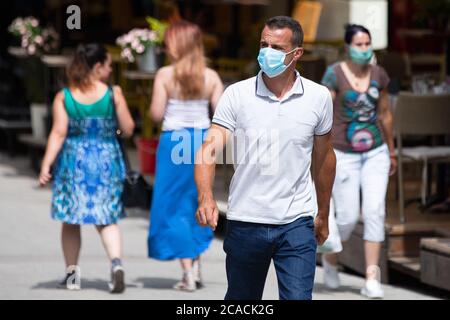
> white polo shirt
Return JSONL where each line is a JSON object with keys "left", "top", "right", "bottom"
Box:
{"left": 212, "top": 70, "right": 333, "bottom": 224}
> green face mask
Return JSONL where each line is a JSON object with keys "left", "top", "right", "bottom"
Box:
{"left": 349, "top": 46, "right": 373, "bottom": 65}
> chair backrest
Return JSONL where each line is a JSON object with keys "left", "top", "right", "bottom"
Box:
{"left": 406, "top": 53, "right": 447, "bottom": 82}
{"left": 394, "top": 92, "right": 450, "bottom": 136}
{"left": 291, "top": 1, "right": 322, "bottom": 43}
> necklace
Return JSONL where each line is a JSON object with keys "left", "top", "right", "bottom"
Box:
{"left": 342, "top": 62, "right": 370, "bottom": 91}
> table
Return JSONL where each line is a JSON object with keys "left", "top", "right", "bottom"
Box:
{"left": 123, "top": 70, "right": 156, "bottom": 81}
{"left": 41, "top": 55, "right": 71, "bottom": 136}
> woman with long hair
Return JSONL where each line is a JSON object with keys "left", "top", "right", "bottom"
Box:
{"left": 320, "top": 25, "right": 396, "bottom": 298}
{"left": 39, "top": 43, "right": 135, "bottom": 293}
{"left": 147, "top": 20, "right": 224, "bottom": 292}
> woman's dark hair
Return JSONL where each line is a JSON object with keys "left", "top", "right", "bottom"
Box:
{"left": 67, "top": 43, "right": 108, "bottom": 91}
{"left": 344, "top": 24, "right": 371, "bottom": 45}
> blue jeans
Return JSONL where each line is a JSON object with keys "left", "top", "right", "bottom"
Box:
{"left": 223, "top": 216, "right": 317, "bottom": 300}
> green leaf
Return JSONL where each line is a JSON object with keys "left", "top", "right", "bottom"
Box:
{"left": 145, "top": 16, "right": 168, "bottom": 44}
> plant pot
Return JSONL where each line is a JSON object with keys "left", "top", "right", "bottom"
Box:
{"left": 136, "top": 45, "right": 159, "bottom": 73}
{"left": 30, "top": 103, "right": 48, "bottom": 139}
{"left": 136, "top": 137, "right": 159, "bottom": 175}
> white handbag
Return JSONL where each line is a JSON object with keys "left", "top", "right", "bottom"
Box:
{"left": 317, "top": 198, "right": 343, "bottom": 253}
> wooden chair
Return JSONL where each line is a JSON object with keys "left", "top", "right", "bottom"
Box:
{"left": 397, "top": 29, "right": 447, "bottom": 82}
{"left": 405, "top": 53, "right": 447, "bottom": 83}
{"left": 394, "top": 92, "right": 450, "bottom": 223}
{"left": 291, "top": 0, "right": 323, "bottom": 44}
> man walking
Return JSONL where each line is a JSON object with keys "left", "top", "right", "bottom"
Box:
{"left": 194, "top": 16, "right": 336, "bottom": 300}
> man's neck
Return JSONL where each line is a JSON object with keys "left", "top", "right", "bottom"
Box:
{"left": 262, "top": 68, "right": 297, "bottom": 100}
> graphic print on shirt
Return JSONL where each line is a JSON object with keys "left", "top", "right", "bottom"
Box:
{"left": 342, "top": 80, "right": 383, "bottom": 152}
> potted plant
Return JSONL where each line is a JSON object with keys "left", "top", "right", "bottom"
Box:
{"left": 8, "top": 16, "right": 59, "bottom": 139}
{"left": 8, "top": 17, "right": 59, "bottom": 56}
{"left": 116, "top": 17, "right": 167, "bottom": 73}
{"left": 135, "top": 84, "right": 160, "bottom": 176}
{"left": 136, "top": 129, "right": 159, "bottom": 176}
{"left": 116, "top": 17, "right": 166, "bottom": 174}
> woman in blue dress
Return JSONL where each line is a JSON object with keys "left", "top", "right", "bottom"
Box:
{"left": 39, "top": 43, "right": 135, "bottom": 293}
{"left": 148, "top": 21, "right": 224, "bottom": 291}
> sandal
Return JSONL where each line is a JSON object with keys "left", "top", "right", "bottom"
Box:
{"left": 173, "top": 270, "right": 196, "bottom": 292}
{"left": 193, "top": 259, "right": 204, "bottom": 289}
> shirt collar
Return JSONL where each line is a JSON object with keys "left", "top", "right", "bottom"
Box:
{"left": 255, "top": 70, "right": 304, "bottom": 101}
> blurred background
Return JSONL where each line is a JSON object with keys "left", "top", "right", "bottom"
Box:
{"left": 0, "top": 0, "right": 449, "bottom": 298}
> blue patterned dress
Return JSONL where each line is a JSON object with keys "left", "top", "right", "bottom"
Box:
{"left": 51, "top": 88, "right": 126, "bottom": 225}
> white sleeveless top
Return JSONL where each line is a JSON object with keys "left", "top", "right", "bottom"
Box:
{"left": 162, "top": 98, "right": 211, "bottom": 131}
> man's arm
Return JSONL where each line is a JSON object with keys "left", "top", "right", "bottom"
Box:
{"left": 312, "top": 132, "right": 336, "bottom": 245}
{"left": 195, "top": 124, "right": 231, "bottom": 230}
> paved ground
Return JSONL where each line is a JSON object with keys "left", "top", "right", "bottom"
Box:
{"left": 0, "top": 152, "right": 440, "bottom": 300}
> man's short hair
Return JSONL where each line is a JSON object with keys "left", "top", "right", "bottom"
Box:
{"left": 265, "top": 16, "right": 304, "bottom": 47}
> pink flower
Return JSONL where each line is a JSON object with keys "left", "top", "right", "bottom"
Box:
{"left": 35, "top": 35, "right": 43, "bottom": 45}
{"left": 136, "top": 45, "right": 145, "bottom": 54}
{"left": 27, "top": 44, "right": 36, "bottom": 55}
{"left": 30, "top": 18, "right": 39, "bottom": 27}
{"left": 18, "top": 25, "right": 26, "bottom": 35}
{"left": 123, "top": 34, "right": 133, "bottom": 44}
{"left": 131, "top": 39, "right": 140, "bottom": 49}
{"left": 121, "top": 48, "right": 135, "bottom": 62}
{"left": 116, "top": 37, "right": 125, "bottom": 46}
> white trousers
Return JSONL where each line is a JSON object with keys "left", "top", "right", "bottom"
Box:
{"left": 318, "top": 144, "right": 390, "bottom": 253}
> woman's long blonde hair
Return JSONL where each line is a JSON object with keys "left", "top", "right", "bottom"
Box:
{"left": 164, "top": 20, "right": 206, "bottom": 99}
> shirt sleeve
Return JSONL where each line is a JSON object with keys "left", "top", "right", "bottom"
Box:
{"left": 321, "top": 65, "right": 338, "bottom": 91}
{"left": 211, "top": 86, "right": 237, "bottom": 132}
{"left": 314, "top": 89, "right": 333, "bottom": 136}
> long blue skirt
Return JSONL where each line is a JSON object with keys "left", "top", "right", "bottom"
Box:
{"left": 148, "top": 128, "right": 213, "bottom": 260}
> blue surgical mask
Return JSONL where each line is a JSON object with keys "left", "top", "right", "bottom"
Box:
{"left": 257, "top": 47, "right": 297, "bottom": 78}
{"left": 349, "top": 46, "right": 373, "bottom": 65}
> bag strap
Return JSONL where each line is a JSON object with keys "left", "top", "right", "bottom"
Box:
{"left": 109, "top": 86, "right": 132, "bottom": 172}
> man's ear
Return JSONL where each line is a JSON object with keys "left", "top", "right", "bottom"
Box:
{"left": 294, "top": 47, "right": 304, "bottom": 61}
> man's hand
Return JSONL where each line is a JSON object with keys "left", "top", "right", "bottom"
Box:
{"left": 196, "top": 193, "right": 219, "bottom": 231}
{"left": 194, "top": 124, "right": 230, "bottom": 231}
{"left": 314, "top": 215, "right": 329, "bottom": 246}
